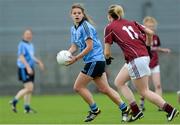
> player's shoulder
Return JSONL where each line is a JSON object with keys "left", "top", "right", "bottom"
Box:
{"left": 81, "top": 20, "right": 96, "bottom": 34}
{"left": 131, "top": 20, "right": 144, "bottom": 27}
{"left": 18, "top": 40, "right": 25, "bottom": 46}
{"left": 153, "top": 34, "right": 159, "bottom": 38}
{"left": 70, "top": 26, "right": 75, "bottom": 31}
{"left": 153, "top": 34, "right": 160, "bottom": 41}
{"left": 17, "top": 41, "right": 26, "bottom": 50}
{"left": 104, "top": 22, "right": 114, "bottom": 31}
{"left": 82, "top": 20, "right": 94, "bottom": 30}
{"left": 153, "top": 34, "right": 160, "bottom": 39}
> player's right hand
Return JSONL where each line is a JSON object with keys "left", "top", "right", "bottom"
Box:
{"left": 26, "top": 66, "right": 33, "bottom": 75}
{"left": 106, "top": 57, "right": 114, "bottom": 65}
{"left": 65, "top": 56, "right": 77, "bottom": 66}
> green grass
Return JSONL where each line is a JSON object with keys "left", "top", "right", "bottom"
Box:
{"left": 0, "top": 93, "right": 179, "bottom": 124}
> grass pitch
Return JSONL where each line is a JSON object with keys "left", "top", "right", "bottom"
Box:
{"left": 0, "top": 93, "right": 179, "bottom": 124}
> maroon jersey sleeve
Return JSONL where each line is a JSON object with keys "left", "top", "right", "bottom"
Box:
{"left": 104, "top": 25, "right": 113, "bottom": 45}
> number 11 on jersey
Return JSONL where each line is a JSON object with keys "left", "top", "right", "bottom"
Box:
{"left": 122, "top": 26, "right": 138, "bottom": 40}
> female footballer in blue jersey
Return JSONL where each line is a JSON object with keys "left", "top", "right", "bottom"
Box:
{"left": 66, "top": 3, "right": 130, "bottom": 122}
{"left": 10, "top": 29, "right": 44, "bottom": 113}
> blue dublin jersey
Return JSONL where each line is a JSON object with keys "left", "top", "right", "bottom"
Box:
{"left": 71, "top": 20, "right": 105, "bottom": 63}
{"left": 17, "top": 40, "right": 35, "bottom": 68}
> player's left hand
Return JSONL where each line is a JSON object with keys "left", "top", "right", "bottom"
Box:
{"left": 163, "top": 48, "right": 171, "bottom": 53}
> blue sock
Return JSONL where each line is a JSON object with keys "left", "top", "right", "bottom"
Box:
{"left": 90, "top": 103, "right": 98, "bottom": 112}
{"left": 12, "top": 98, "right": 18, "bottom": 105}
{"left": 24, "top": 104, "right": 30, "bottom": 111}
{"left": 119, "top": 102, "right": 127, "bottom": 112}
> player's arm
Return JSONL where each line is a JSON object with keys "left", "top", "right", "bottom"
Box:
{"left": 68, "top": 43, "right": 78, "bottom": 54}
{"left": 67, "top": 38, "right": 93, "bottom": 66}
{"left": 135, "top": 21, "right": 153, "bottom": 46}
{"left": 144, "top": 27, "right": 154, "bottom": 46}
{"left": 104, "top": 43, "right": 111, "bottom": 58}
{"left": 104, "top": 43, "right": 114, "bottom": 65}
{"left": 75, "top": 38, "right": 93, "bottom": 60}
{"left": 152, "top": 47, "right": 171, "bottom": 53}
{"left": 33, "top": 56, "right": 45, "bottom": 71}
{"left": 19, "top": 54, "right": 33, "bottom": 74}
{"left": 143, "top": 27, "right": 154, "bottom": 58}
{"left": 104, "top": 25, "right": 114, "bottom": 65}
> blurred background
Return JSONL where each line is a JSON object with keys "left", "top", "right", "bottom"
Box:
{"left": 0, "top": 0, "right": 179, "bottom": 95}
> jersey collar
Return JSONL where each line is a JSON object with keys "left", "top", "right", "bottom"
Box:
{"left": 74, "top": 18, "right": 85, "bottom": 29}
{"left": 22, "top": 39, "right": 30, "bottom": 43}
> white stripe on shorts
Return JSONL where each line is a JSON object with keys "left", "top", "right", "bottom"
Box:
{"left": 87, "top": 62, "right": 96, "bottom": 76}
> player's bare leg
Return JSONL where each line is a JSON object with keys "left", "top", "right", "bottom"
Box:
{"left": 133, "top": 76, "right": 179, "bottom": 121}
{"left": 114, "top": 65, "right": 135, "bottom": 104}
{"left": 73, "top": 72, "right": 100, "bottom": 122}
{"left": 151, "top": 72, "right": 162, "bottom": 96}
{"left": 114, "top": 65, "right": 143, "bottom": 122}
{"left": 10, "top": 82, "right": 33, "bottom": 113}
{"left": 94, "top": 73, "right": 129, "bottom": 122}
{"left": 151, "top": 72, "right": 163, "bottom": 111}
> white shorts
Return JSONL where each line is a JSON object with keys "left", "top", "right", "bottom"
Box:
{"left": 151, "top": 65, "right": 160, "bottom": 74}
{"left": 126, "top": 56, "right": 151, "bottom": 80}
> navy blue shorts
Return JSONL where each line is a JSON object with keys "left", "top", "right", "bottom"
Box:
{"left": 81, "top": 61, "right": 105, "bottom": 78}
{"left": 18, "top": 68, "right": 35, "bottom": 83}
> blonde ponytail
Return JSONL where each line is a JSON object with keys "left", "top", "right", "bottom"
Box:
{"left": 108, "top": 4, "right": 124, "bottom": 20}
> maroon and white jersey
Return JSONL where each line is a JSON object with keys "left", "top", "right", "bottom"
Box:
{"left": 104, "top": 19, "right": 149, "bottom": 63}
{"left": 149, "top": 35, "right": 161, "bottom": 68}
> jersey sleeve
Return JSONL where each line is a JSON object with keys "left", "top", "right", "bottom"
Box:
{"left": 18, "top": 43, "right": 25, "bottom": 56}
{"left": 104, "top": 25, "right": 113, "bottom": 44}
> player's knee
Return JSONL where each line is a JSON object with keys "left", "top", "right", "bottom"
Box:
{"left": 114, "top": 79, "right": 121, "bottom": 88}
{"left": 98, "top": 87, "right": 109, "bottom": 94}
{"left": 73, "top": 85, "right": 81, "bottom": 93}
{"left": 114, "top": 81, "right": 118, "bottom": 88}
{"left": 24, "top": 82, "right": 34, "bottom": 93}
{"left": 114, "top": 81, "right": 125, "bottom": 89}
{"left": 26, "top": 87, "right": 33, "bottom": 93}
{"left": 139, "top": 90, "right": 147, "bottom": 97}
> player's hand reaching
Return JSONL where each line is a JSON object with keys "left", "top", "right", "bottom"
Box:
{"left": 38, "top": 61, "right": 45, "bottom": 71}
{"left": 162, "top": 48, "right": 171, "bottom": 53}
{"left": 106, "top": 57, "right": 114, "bottom": 65}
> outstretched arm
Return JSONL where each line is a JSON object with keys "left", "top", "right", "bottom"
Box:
{"left": 33, "top": 56, "right": 45, "bottom": 71}
{"left": 152, "top": 47, "right": 171, "bottom": 53}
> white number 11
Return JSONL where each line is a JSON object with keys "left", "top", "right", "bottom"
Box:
{"left": 122, "top": 26, "right": 138, "bottom": 40}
